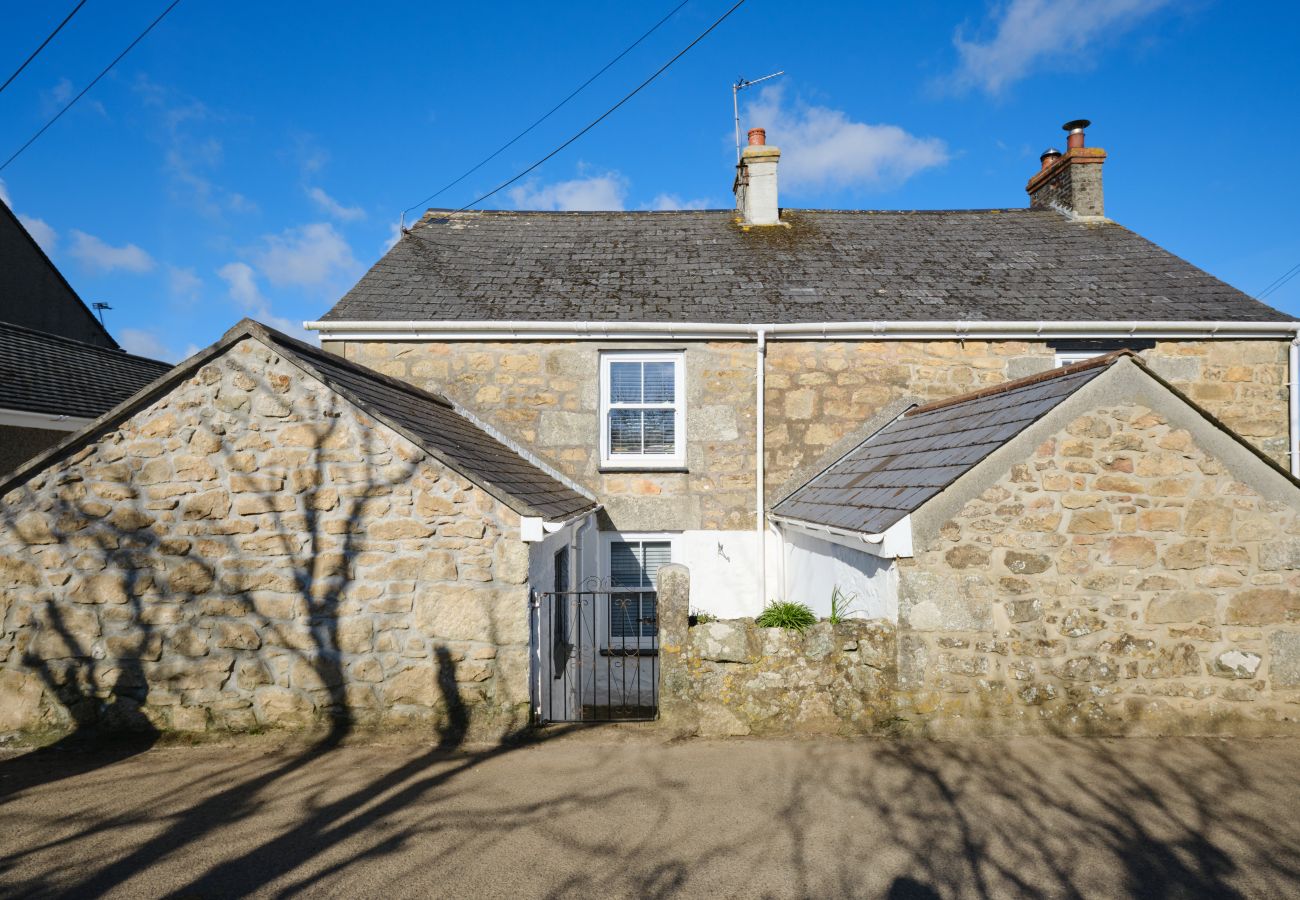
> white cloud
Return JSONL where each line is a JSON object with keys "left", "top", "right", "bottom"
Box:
{"left": 18, "top": 216, "right": 57, "bottom": 253}
{"left": 646, "top": 194, "right": 712, "bottom": 211}
{"left": 68, "top": 230, "right": 156, "bottom": 273}
{"left": 119, "top": 328, "right": 184, "bottom": 363}
{"left": 254, "top": 222, "right": 358, "bottom": 288}
{"left": 384, "top": 220, "right": 403, "bottom": 252}
{"left": 742, "top": 86, "right": 948, "bottom": 192}
{"left": 307, "top": 186, "right": 365, "bottom": 221}
{"left": 948, "top": 0, "right": 1172, "bottom": 95}
{"left": 509, "top": 171, "right": 628, "bottom": 211}
{"left": 167, "top": 265, "right": 202, "bottom": 301}
{"left": 217, "top": 261, "right": 309, "bottom": 339}
{"left": 3, "top": 179, "right": 58, "bottom": 252}
{"left": 136, "top": 77, "right": 252, "bottom": 217}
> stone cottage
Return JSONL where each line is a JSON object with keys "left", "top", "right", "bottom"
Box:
{"left": 0, "top": 320, "right": 596, "bottom": 736}
{"left": 770, "top": 351, "right": 1300, "bottom": 734}
{"left": 4, "top": 118, "right": 1300, "bottom": 738}
{"left": 306, "top": 120, "right": 1299, "bottom": 623}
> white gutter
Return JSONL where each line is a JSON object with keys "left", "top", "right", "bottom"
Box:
{"left": 770, "top": 513, "right": 914, "bottom": 559}
{"left": 0, "top": 408, "right": 92, "bottom": 432}
{"left": 755, "top": 327, "right": 768, "bottom": 609}
{"left": 306, "top": 319, "right": 1300, "bottom": 341}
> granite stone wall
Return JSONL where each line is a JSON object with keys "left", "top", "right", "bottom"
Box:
{"left": 897, "top": 400, "right": 1300, "bottom": 736}
{"left": 0, "top": 337, "right": 532, "bottom": 739}
{"left": 655, "top": 565, "right": 896, "bottom": 737}
{"left": 333, "top": 339, "right": 1289, "bottom": 529}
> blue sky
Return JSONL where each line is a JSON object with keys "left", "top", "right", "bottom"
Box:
{"left": 1, "top": 0, "right": 1298, "bottom": 361}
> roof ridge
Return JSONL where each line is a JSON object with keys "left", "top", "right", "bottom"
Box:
{"left": 905, "top": 350, "right": 1137, "bottom": 417}
{"left": 0, "top": 319, "right": 170, "bottom": 368}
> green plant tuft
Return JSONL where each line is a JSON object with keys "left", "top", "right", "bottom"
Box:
{"left": 756, "top": 600, "right": 816, "bottom": 632}
{"left": 827, "top": 585, "right": 860, "bottom": 625}
{"left": 689, "top": 609, "right": 716, "bottom": 626}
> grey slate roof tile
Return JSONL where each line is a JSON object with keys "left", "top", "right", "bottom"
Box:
{"left": 0, "top": 322, "right": 172, "bottom": 419}
{"left": 321, "top": 208, "right": 1291, "bottom": 324}
{"left": 771, "top": 357, "right": 1115, "bottom": 535}
{"left": 260, "top": 327, "right": 597, "bottom": 522}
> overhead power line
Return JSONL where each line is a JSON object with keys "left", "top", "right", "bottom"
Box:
{"left": 415, "top": 0, "right": 750, "bottom": 218}
{"left": 0, "top": 0, "right": 184, "bottom": 175}
{"left": 0, "top": 0, "right": 90, "bottom": 97}
{"left": 1257, "top": 261, "right": 1300, "bottom": 301}
{"left": 404, "top": 0, "right": 693, "bottom": 216}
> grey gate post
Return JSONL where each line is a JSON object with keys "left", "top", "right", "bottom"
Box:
{"left": 655, "top": 564, "right": 697, "bottom": 735}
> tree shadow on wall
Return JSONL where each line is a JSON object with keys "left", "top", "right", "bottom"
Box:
{"left": 0, "top": 349, "right": 571, "bottom": 894}
{"left": 0, "top": 355, "right": 416, "bottom": 789}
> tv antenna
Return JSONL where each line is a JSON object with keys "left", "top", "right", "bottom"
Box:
{"left": 92, "top": 302, "right": 112, "bottom": 326}
{"left": 732, "top": 71, "right": 784, "bottom": 161}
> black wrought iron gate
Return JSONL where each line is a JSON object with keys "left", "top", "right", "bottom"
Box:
{"left": 534, "top": 587, "right": 659, "bottom": 723}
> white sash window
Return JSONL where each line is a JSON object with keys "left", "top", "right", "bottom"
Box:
{"left": 600, "top": 352, "right": 685, "bottom": 469}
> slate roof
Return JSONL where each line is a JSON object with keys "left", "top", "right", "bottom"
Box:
{"left": 0, "top": 319, "right": 597, "bottom": 521}
{"left": 261, "top": 325, "right": 597, "bottom": 520}
{"left": 322, "top": 208, "right": 1292, "bottom": 324}
{"left": 0, "top": 321, "right": 172, "bottom": 419}
{"left": 770, "top": 354, "right": 1121, "bottom": 535}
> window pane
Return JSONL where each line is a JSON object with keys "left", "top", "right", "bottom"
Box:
{"left": 641, "top": 541, "right": 671, "bottom": 586}
{"left": 609, "top": 361, "right": 642, "bottom": 403}
{"left": 639, "top": 592, "right": 657, "bottom": 637}
{"left": 641, "top": 409, "right": 675, "bottom": 455}
{"left": 608, "top": 409, "right": 643, "bottom": 455}
{"left": 643, "top": 361, "right": 675, "bottom": 403}
{"left": 609, "top": 541, "right": 644, "bottom": 588}
{"left": 610, "top": 593, "right": 641, "bottom": 638}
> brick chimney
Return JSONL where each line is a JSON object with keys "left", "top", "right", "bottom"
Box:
{"left": 1026, "top": 119, "right": 1107, "bottom": 219}
{"left": 734, "top": 127, "right": 781, "bottom": 225}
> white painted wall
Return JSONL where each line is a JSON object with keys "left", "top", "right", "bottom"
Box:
{"left": 778, "top": 527, "right": 897, "bottom": 621}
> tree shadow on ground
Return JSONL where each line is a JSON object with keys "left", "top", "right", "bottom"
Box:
{"left": 4, "top": 734, "right": 1299, "bottom": 898}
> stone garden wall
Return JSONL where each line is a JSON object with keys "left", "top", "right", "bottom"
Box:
{"left": 897, "top": 399, "right": 1300, "bottom": 736}
{"left": 656, "top": 565, "right": 897, "bottom": 737}
{"left": 0, "top": 336, "right": 532, "bottom": 739}
{"left": 331, "top": 339, "right": 1290, "bottom": 530}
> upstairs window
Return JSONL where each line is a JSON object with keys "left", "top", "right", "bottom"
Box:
{"left": 600, "top": 352, "right": 685, "bottom": 469}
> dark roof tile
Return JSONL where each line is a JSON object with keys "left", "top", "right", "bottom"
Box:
{"left": 323, "top": 208, "right": 1290, "bottom": 325}
{"left": 0, "top": 322, "right": 171, "bottom": 419}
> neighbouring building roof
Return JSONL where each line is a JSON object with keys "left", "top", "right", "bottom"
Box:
{"left": 0, "top": 319, "right": 596, "bottom": 522}
{"left": 0, "top": 201, "right": 120, "bottom": 348}
{"left": 770, "top": 353, "right": 1130, "bottom": 535}
{"left": 321, "top": 208, "right": 1292, "bottom": 324}
{"left": 0, "top": 321, "right": 173, "bottom": 420}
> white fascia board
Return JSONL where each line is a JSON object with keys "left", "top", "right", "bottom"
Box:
{"left": 0, "top": 408, "right": 92, "bottom": 432}
{"left": 521, "top": 508, "right": 600, "bottom": 543}
{"left": 306, "top": 319, "right": 1300, "bottom": 342}
{"left": 770, "top": 513, "right": 913, "bottom": 559}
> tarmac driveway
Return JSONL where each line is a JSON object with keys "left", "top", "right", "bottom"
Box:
{"left": 2, "top": 732, "right": 1299, "bottom": 898}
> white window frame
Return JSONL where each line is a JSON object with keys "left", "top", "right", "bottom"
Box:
{"left": 599, "top": 351, "right": 686, "bottom": 470}
{"left": 598, "top": 531, "right": 675, "bottom": 650}
{"left": 1054, "top": 349, "right": 1102, "bottom": 368}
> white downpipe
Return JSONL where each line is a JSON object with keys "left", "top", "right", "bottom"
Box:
{"left": 756, "top": 326, "right": 768, "bottom": 610}
{"left": 1290, "top": 334, "right": 1300, "bottom": 477}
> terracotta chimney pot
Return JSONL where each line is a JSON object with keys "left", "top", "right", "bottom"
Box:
{"left": 747, "top": 127, "right": 766, "bottom": 146}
